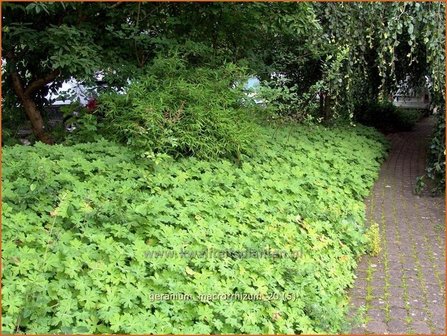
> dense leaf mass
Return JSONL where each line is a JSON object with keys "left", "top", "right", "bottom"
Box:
{"left": 2, "top": 124, "right": 387, "bottom": 334}
{"left": 93, "top": 57, "right": 259, "bottom": 159}
{"left": 2, "top": 2, "right": 444, "bottom": 190}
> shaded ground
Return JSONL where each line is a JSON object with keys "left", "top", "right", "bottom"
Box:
{"left": 348, "top": 117, "right": 446, "bottom": 334}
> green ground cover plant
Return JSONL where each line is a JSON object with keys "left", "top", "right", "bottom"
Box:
{"left": 2, "top": 123, "right": 387, "bottom": 334}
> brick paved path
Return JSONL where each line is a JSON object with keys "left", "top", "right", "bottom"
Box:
{"left": 349, "top": 117, "right": 446, "bottom": 334}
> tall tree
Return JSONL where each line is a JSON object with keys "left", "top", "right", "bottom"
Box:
{"left": 2, "top": 2, "right": 156, "bottom": 143}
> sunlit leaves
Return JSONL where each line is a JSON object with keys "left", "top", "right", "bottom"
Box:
{"left": 2, "top": 123, "right": 386, "bottom": 333}
{"left": 92, "top": 55, "right": 260, "bottom": 160}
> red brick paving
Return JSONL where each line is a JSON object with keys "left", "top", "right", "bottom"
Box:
{"left": 349, "top": 117, "right": 446, "bottom": 334}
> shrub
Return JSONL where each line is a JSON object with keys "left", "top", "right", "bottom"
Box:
{"left": 354, "top": 101, "right": 423, "bottom": 132}
{"left": 426, "top": 106, "right": 445, "bottom": 194}
{"left": 392, "top": 108, "right": 424, "bottom": 131}
{"left": 256, "top": 76, "right": 325, "bottom": 124}
{"left": 72, "top": 56, "right": 260, "bottom": 159}
{"left": 2, "top": 123, "right": 387, "bottom": 334}
{"left": 257, "top": 79, "right": 308, "bottom": 121}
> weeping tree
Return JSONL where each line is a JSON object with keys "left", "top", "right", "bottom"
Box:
{"left": 317, "top": 2, "right": 444, "bottom": 110}
{"left": 316, "top": 2, "right": 445, "bottom": 190}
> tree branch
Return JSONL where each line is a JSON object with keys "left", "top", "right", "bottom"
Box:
{"left": 110, "top": 2, "right": 123, "bottom": 9}
{"left": 24, "top": 69, "right": 61, "bottom": 96}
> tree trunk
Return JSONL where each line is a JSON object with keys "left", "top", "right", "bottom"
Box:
{"left": 21, "top": 96, "right": 54, "bottom": 144}
{"left": 319, "top": 90, "right": 333, "bottom": 122}
{"left": 10, "top": 70, "right": 60, "bottom": 144}
{"left": 319, "top": 90, "right": 325, "bottom": 117}
{"left": 324, "top": 93, "right": 332, "bottom": 121}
